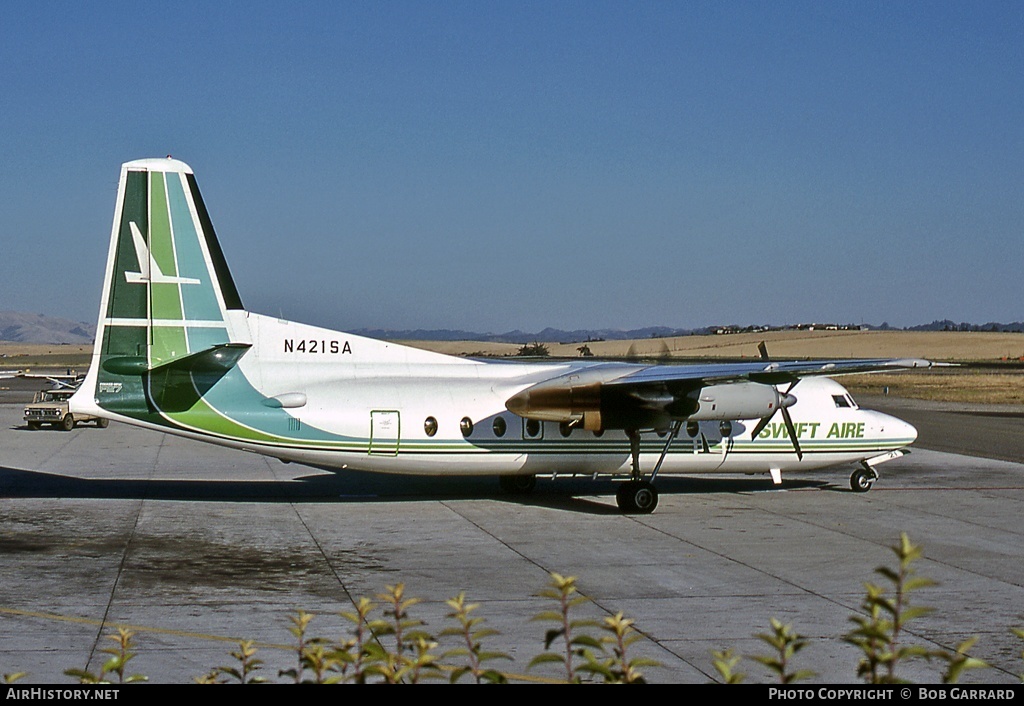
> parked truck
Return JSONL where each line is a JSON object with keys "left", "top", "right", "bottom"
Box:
{"left": 24, "top": 388, "right": 108, "bottom": 430}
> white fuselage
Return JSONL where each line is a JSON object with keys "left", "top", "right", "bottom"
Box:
{"left": 76, "top": 311, "right": 917, "bottom": 480}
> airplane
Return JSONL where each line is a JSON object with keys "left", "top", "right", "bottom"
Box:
{"left": 0, "top": 370, "right": 84, "bottom": 388}
{"left": 69, "top": 157, "right": 930, "bottom": 514}
{"left": 17, "top": 371, "right": 86, "bottom": 390}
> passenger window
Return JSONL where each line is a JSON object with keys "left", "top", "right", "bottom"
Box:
{"left": 460, "top": 417, "right": 474, "bottom": 437}
{"left": 559, "top": 421, "right": 574, "bottom": 437}
{"left": 524, "top": 418, "right": 542, "bottom": 439}
{"left": 492, "top": 416, "right": 507, "bottom": 437}
{"left": 424, "top": 416, "right": 438, "bottom": 437}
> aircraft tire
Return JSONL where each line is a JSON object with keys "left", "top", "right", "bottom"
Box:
{"left": 96, "top": 418, "right": 109, "bottom": 429}
{"left": 60, "top": 414, "right": 75, "bottom": 431}
{"left": 499, "top": 474, "right": 536, "bottom": 494}
{"left": 850, "top": 468, "right": 874, "bottom": 493}
{"left": 616, "top": 481, "right": 658, "bottom": 514}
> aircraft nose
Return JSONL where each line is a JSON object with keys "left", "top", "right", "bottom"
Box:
{"left": 903, "top": 418, "right": 918, "bottom": 444}
{"left": 884, "top": 413, "right": 917, "bottom": 444}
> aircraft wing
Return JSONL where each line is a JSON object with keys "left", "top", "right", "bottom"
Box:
{"left": 506, "top": 357, "right": 934, "bottom": 430}
{"left": 16, "top": 372, "right": 86, "bottom": 389}
{"left": 607, "top": 357, "right": 934, "bottom": 388}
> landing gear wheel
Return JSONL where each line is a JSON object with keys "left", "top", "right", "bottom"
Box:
{"left": 851, "top": 468, "right": 875, "bottom": 493}
{"left": 616, "top": 481, "right": 659, "bottom": 514}
{"left": 96, "top": 418, "right": 109, "bottom": 429}
{"left": 499, "top": 474, "right": 536, "bottom": 494}
{"left": 60, "top": 414, "right": 75, "bottom": 431}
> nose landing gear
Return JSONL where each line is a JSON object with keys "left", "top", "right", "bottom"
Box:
{"left": 851, "top": 463, "right": 878, "bottom": 492}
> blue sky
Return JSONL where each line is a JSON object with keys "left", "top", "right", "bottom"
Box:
{"left": 2, "top": 1, "right": 1022, "bottom": 333}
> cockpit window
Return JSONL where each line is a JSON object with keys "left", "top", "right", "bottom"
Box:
{"left": 832, "top": 394, "right": 851, "bottom": 408}
{"left": 846, "top": 394, "right": 858, "bottom": 409}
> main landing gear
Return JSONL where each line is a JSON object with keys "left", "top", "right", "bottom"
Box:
{"left": 615, "top": 421, "right": 682, "bottom": 514}
{"left": 616, "top": 480, "right": 658, "bottom": 514}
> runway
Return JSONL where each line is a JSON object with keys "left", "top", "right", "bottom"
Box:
{"left": 0, "top": 392, "right": 1022, "bottom": 684}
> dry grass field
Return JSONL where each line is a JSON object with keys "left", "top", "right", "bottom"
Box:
{"left": 402, "top": 329, "right": 1024, "bottom": 361}
{"left": 842, "top": 371, "right": 1024, "bottom": 405}
{"left": 4, "top": 330, "right": 1023, "bottom": 404}
{"left": 402, "top": 329, "right": 1024, "bottom": 362}
{"left": 0, "top": 343, "right": 91, "bottom": 372}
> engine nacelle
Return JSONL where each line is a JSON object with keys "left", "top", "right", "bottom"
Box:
{"left": 506, "top": 378, "right": 794, "bottom": 431}
{"left": 684, "top": 382, "right": 791, "bottom": 421}
{"left": 505, "top": 382, "right": 604, "bottom": 429}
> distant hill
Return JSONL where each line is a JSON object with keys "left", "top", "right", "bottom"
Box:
{"left": 0, "top": 311, "right": 95, "bottom": 344}
{"left": 2, "top": 310, "right": 1022, "bottom": 346}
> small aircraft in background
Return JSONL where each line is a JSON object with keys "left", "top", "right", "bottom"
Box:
{"left": 70, "top": 158, "right": 930, "bottom": 513}
{"left": 0, "top": 369, "right": 84, "bottom": 389}
{"left": 17, "top": 371, "right": 85, "bottom": 390}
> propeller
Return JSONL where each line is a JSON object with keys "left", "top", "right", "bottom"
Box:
{"left": 750, "top": 342, "right": 803, "bottom": 460}
{"left": 749, "top": 381, "right": 802, "bottom": 459}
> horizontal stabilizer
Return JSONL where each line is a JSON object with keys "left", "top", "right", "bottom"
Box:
{"left": 150, "top": 343, "right": 252, "bottom": 375}
{"left": 147, "top": 343, "right": 252, "bottom": 413}
{"left": 103, "top": 343, "right": 251, "bottom": 376}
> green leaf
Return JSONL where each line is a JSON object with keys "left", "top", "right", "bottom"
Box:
{"left": 570, "top": 634, "right": 604, "bottom": 649}
{"left": 543, "top": 628, "right": 566, "bottom": 650}
{"left": 528, "top": 653, "right": 566, "bottom": 669}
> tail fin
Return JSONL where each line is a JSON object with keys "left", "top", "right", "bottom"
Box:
{"left": 76, "top": 158, "right": 249, "bottom": 417}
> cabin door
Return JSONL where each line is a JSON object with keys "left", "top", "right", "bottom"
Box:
{"left": 369, "top": 410, "right": 400, "bottom": 455}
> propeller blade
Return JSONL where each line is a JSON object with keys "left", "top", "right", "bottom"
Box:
{"left": 781, "top": 406, "right": 803, "bottom": 460}
{"left": 750, "top": 414, "right": 773, "bottom": 440}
